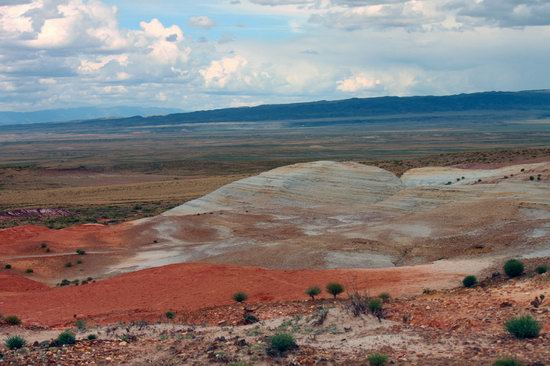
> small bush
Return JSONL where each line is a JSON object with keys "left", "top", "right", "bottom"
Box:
{"left": 535, "top": 265, "right": 548, "bottom": 275}
{"left": 4, "top": 316, "right": 21, "bottom": 326}
{"left": 305, "top": 286, "right": 321, "bottom": 300}
{"left": 378, "top": 292, "right": 391, "bottom": 303}
{"left": 87, "top": 334, "right": 97, "bottom": 341}
{"left": 65, "top": 262, "right": 72, "bottom": 268}
{"left": 368, "top": 298, "right": 383, "bottom": 314}
{"left": 76, "top": 260, "right": 83, "bottom": 265}
{"left": 326, "top": 283, "right": 345, "bottom": 299}
{"left": 56, "top": 331, "right": 76, "bottom": 346}
{"left": 493, "top": 358, "right": 522, "bottom": 366}
{"left": 462, "top": 275, "right": 478, "bottom": 288}
{"left": 244, "top": 313, "right": 259, "bottom": 324}
{"left": 269, "top": 333, "right": 297, "bottom": 353}
{"left": 232, "top": 292, "right": 248, "bottom": 303}
{"left": 75, "top": 319, "right": 87, "bottom": 331}
{"left": 347, "top": 292, "right": 368, "bottom": 317}
{"left": 76, "top": 249, "right": 86, "bottom": 255}
{"left": 59, "top": 279, "right": 71, "bottom": 287}
{"left": 25, "top": 268, "right": 33, "bottom": 274}
{"left": 165, "top": 311, "right": 176, "bottom": 320}
{"left": 505, "top": 315, "right": 541, "bottom": 339}
{"left": 4, "top": 264, "right": 11, "bottom": 269}
{"left": 4, "top": 336, "right": 26, "bottom": 350}
{"left": 368, "top": 353, "right": 388, "bottom": 366}
{"left": 503, "top": 259, "right": 524, "bottom": 278}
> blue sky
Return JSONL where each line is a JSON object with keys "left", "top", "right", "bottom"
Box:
{"left": 1, "top": 0, "right": 550, "bottom": 112}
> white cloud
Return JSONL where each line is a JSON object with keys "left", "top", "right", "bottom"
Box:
{"left": 188, "top": 16, "right": 215, "bottom": 29}
{"left": 200, "top": 55, "right": 248, "bottom": 88}
{"left": 337, "top": 73, "right": 381, "bottom": 92}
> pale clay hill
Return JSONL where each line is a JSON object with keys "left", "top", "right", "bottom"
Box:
{"left": 102, "top": 160, "right": 550, "bottom": 277}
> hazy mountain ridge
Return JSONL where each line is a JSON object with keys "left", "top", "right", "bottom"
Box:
{"left": 0, "top": 106, "right": 184, "bottom": 125}
{"left": 78, "top": 89, "right": 550, "bottom": 128}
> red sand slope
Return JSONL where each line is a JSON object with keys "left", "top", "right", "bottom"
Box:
{"left": 0, "top": 262, "right": 465, "bottom": 327}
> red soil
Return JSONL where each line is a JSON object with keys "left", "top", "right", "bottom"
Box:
{"left": 0, "top": 262, "right": 463, "bottom": 327}
{"left": 0, "top": 223, "right": 129, "bottom": 256}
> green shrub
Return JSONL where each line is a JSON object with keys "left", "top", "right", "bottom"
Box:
{"left": 87, "top": 334, "right": 97, "bottom": 341}
{"left": 368, "top": 298, "right": 383, "bottom": 314}
{"left": 326, "top": 283, "right": 345, "bottom": 299}
{"left": 505, "top": 315, "right": 541, "bottom": 339}
{"left": 25, "top": 268, "right": 33, "bottom": 274}
{"left": 232, "top": 292, "right": 248, "bottom": 303}
{"left": 368, "top": 353, "right": 388, "bottom": 366}
{"left": 4, "top": 336, "right": 26, "bottom": 350}
{"left": 378, "top": 292, "right": 391, "bottom": 303}
{"left": 56, "top": 331, "right": 76, "bottom": 346}
{"left": 503, "top": 259, "right": 524, "bottom": 278}
{"left": 535, "top": 265, "right": 548, "bottom": 274}
{"left": 4, "top": 315, "right": 21, "bottom": 326}
{"left": 75, "top": 319, "right": 87, "bottom": 331}
{"left": 493, "top": 358, "right": 522, "bottom": 366}
{"left": 269, "top": 333, "right": 297, "bottom": 353}
{"left": 4, "top": 264, "right": 11, "bottom": 269}
{"left": 59, "top": 279, "right": 71, "bottom": 287}
{"left": 65, "top": 262, "right": 72, "bottom": 268}
{"left": 244, "top": 313, "right": 259, "bottom": 324}
{"left": 76, "top": 249, "right": 86, "bottom": 255}
{"left": 305, "top": 286, "right": 321, "bottom": 300}
{"left": 165, "top": 311, "right": 176, "bottom": 320}
{"left": 76, "top": 260, "right": 83, "bottom": 265}
{"left": 462, "top": 275, "right": 478, "bottom": 288}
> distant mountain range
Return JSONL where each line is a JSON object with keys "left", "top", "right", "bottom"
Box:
{"left": 2, "top": 90, "right": 549, "bottom": 128}
{"left": 77, "top": 89, "right": 550, "bottom": 128}
{"left": 0, "top": 106, "right": 184, "bottom": 125}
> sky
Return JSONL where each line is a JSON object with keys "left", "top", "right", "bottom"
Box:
{"left": 1, "top": 0, "right": 550, "bottom": 112}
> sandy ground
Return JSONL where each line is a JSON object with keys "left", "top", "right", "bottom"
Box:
{"left": 1, "top": 270, "right": 548, "bottom": 365}
{"left": 0, "top": 258, "right": 494, "bottom": 328}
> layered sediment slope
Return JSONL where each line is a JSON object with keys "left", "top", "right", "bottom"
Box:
{"left": 1, "top": 160, "right": 550, "bottom": 283}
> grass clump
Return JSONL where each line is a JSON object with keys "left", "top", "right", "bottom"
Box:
{"left": 75, "top": 319, "right": 87, "bottom": 331}
{"left": 368, "top": 298, "right": 383, "bottom": 315}
{"left": 505, "top": 315, "right": 541, "bottom": 339}
{"left": 368, "top": 353, "right": 388, "bottom": 366}
{"left": 305, "top": 286, "right": 321, "bottom": 300}
{"left": 25, "top": 268, "right": 33, "bottom": 274}
{"left": 55, "top": 331, "right": 76, "bottom": 346}
{"left": 87, "top": 334, "right": 97, "bottom": 341}
{"left": 232, "top": 292, "right": 248, "bottom": 303}
{"left": 462, "top": 275, "right": 478, "bottom": 288}
{"left": 65, "top": 262, "right": 72, "bottom": 268}
{"left": 4, "top": 336, "right": 26, "bottom": 350}
{"left": 4, "top": 316, "right": 21, "bottom": 326}
{"left": 165, "top": 311, "right": 176, "bottom": 320}
{"left": 493, "top": 358, "right": 522, "bottom": 366}
{"left": 503, "top": 259, "right": 524, "bottom": 278}
{"left": 326, "top": 282, "right": 344, "bottom": 299}
{"left": 269, "top": 333, "right": 297, "bottom": 354}
{"left": 76, "top": 249, "right": 86, "bottom": 255}
{"left": 378, "top": 292, "right": 391, "bottom": 303}
{"left": 4, "top": 264, "right": 11, "bottom": 269}
{"left": 535, "top": 265, "right": 548, "bottom": 274}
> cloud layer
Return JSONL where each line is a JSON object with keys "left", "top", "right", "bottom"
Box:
{"left": 0, "top": 0, "right": 549, "bottom": 111}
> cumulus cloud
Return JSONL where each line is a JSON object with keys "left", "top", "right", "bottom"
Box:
{"left": 200, "top": 55, "right": 248, "bottom": 88}
{"left": 337, "top": 73, "right": 381, "bottom": 92}
{"left": 445, "top": 0, "right": 550, "bottom": 27}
